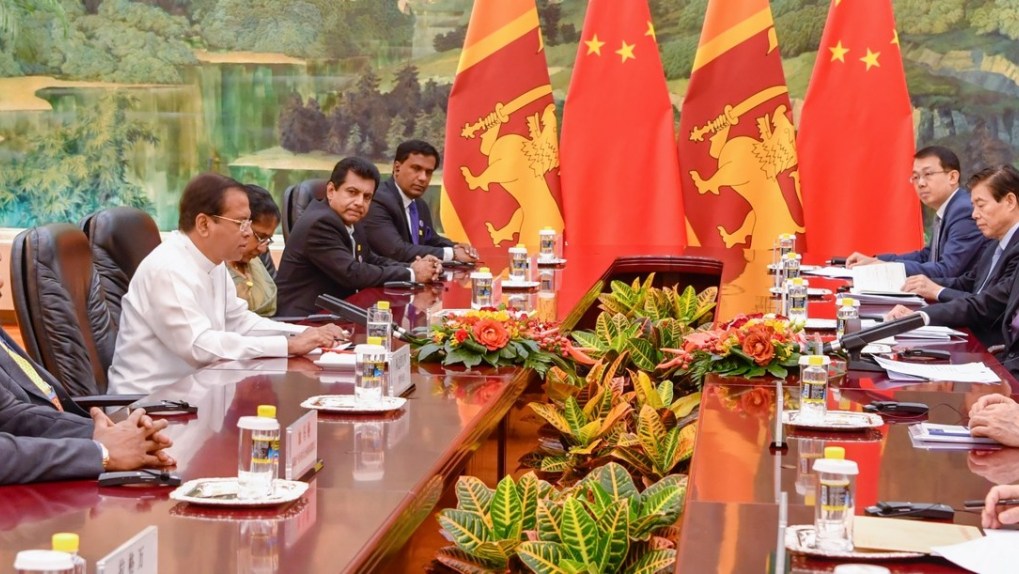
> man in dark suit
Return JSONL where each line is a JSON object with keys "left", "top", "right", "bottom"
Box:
{"left": 847, "top": 146, "right": 989, "bottom": 277}
{"left": 0, "top": 258, "right": 175, "bottom": 484}
{"left": 275, "top": 157, "right": 443, "bottom": 316}
{"left": 362, "top": 140, "right": 479, "bottom": 264}
{"left": 896, "top": 165, "right": 1019, "bottom": 346}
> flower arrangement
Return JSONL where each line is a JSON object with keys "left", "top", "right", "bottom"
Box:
{"left": 659, "top": 313, "right": 804, "bottom": 386}
{"left": 413, "top": 307, "right": 567, "bottom": 375}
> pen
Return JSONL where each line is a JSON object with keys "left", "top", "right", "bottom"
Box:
{"left": 962, "top": 498, "right": 1019, "bottom": 509}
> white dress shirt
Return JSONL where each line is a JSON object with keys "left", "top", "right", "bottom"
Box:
{"left": 108, "top": 231, "right": 305, "bottom": 394}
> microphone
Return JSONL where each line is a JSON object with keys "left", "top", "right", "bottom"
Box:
{"left": 823, "top": 313, "right": 925, "bottom": 354}
{"left": 315, "top": 294, "right": 417, "bottom": 342}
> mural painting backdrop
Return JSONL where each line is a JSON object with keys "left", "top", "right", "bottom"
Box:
{"left": 0, "top": 0, "right": 1016, "bottom": 230}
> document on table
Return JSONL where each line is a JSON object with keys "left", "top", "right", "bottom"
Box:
{"left": 897, "top": 325, "right": 968, "bottom": 340}
{"left": 933, "top": 529, "right": 1019, "bottom": 574}
{"left": 851, "top": 262, "right": 908, "bottom": 293}
{"left": 908, "top": 423, "right": 1000, "bottom": 445}
{"left": 873, "top": 355, "right": 1001, "bottom": 383}
{"left": 802, "top": 265, "right": 854, "bottom": 279}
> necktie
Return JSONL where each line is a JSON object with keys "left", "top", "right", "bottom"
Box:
{"left": 1, "top": 339, "right": 63, "bottom": 411}
{"left": 408, "top": 201, "right": 420, "bottom": 245}
{"left": 349, "top": 230, "right": 357, "bottom": 256}
{"left": 930, "top": 215, "right": 943, "bottom": 262}
{"left": 977, "top": 245, "right": 1005, "bottom": 293}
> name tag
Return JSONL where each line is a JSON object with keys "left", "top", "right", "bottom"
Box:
{"left": 285, "top": 410, "right": 318, "bottom": 480}
{"left": 390, "top": 345, "right": 412, "bottom": 396}
{"left": 96, "top": 526, "right": 157, "bottom": 574}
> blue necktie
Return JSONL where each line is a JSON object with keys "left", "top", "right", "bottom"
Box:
{"left": 977, "top": 245, "right": 1005, "bottom": 293}
{"left": 408, "top": 201, "right": 420, "bottom": 245}
{"left": 930, "top": 215, "right": 942, "bottom": 262}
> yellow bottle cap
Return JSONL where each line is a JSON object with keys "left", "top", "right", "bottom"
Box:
{"left": 824, "top": 446, "right": 846, "bottom": 460}
{"left": 841, "top": 297, "right": 856, "bottom": 306}
{"left": 366, "top": 336, "right": 384, "bottom": 346}
{"left": 376, "top": 301, "right": 390, "bottom": 310}
{"left": 52, "top": 533, "right": 79, "bottom": 553}
{"left": 516, "top": 243, "right": 526, "bottom": 249}
{"left": 479, "top": 267, "right": 490, "bottom": 273}
{"left": 257, "top": 405, "right": 277, "bottom": 419}
{"left": 808, "top": 355, "right": 825, "bottom": 366}
{"left": 791, "top": 277, "right": 805, "bottom": 285}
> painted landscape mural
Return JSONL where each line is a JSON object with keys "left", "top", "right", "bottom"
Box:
{"left": 0, "top": 0, "right": 1017, "bottom": 230}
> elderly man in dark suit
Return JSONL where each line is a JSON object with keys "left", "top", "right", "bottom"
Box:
{"left": 0, "top": 256, "right": 175, "bottom": 484}
{"left": 362, "top": 140, "right": 478, "bottom": 264}
{"left": 275, "top": 157, "right": 443, "bottom": 316}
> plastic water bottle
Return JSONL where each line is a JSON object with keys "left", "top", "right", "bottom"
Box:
{"left": 836, "top": 297, "right": 860, "bottom": 340}
{"left": 813, "top": 446, "right": 859, "bottom": 552}
{"left": 538, "top": 227, "right": 557, "bottom": 261}
{"left": 355, "top": 337, "right": 387, "bottom": 404}
{"left": 237, "top": 405, "right": 280, "bottom": 499}
{"left": 785, "top": 278, "right": 808, "bottom": 322}
{"left": 782, "top": 252, "right": 802, "bottom": 279}
{"left": 778, "top": 233, "right": 796, "bottom": 258}
{"left": 366, "top": 300, "right": 393, "bottom": 352}
{"left": 508, "top": 244, "right": 529, "bottom": 281}
{"left": 50, "top": 534, "right": 84, "bottom": 574}
{"left": 471, "top": 267, "right": 494, "bottom": 309}
{"left": 798, "top": 355, "right": 829, "bottom": 423}
{"left": 13, "top": 550, "right": 74, "bottom": 574}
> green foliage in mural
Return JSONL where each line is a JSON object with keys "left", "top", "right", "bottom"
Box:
{"left": 0, "top": 92, "right": 155, "bottom": 226}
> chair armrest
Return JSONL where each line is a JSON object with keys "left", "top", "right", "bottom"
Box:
{"left": 71, "top": 394, "right": 147, "bottom": 409}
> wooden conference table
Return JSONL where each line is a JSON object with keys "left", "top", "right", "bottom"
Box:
{"left": 0, "top": 247, "right": 1014, "bottom": 573}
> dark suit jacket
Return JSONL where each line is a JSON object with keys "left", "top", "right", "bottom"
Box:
{"left": 0, "top": 332, "right": 101, "bottom": 484}
{"left": 924, "top": 268, "right": 1019, "bottom": 373}
{"left": 362, "top": 179, "right": 454, "bottom": 262}
{"left": 878, "top": 189, "right": 989, "bottom": 277}
{"left": 275, "top": 199, "right": 411, "bottom": 316}
{"left": 935, "top": 231, "right": 1019, "bottom": 302}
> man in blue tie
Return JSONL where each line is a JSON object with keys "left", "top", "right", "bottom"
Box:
{"left": 846, "top": 146, "right": 988, "bottom": 277}
{"left": 363, "top": 140, "right": 479, "bottom": 264}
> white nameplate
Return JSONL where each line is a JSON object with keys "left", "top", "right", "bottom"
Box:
{"left": 285, "top": 409, "right": 318, "bottom": 480}
{"left": 96, "top": 525, "right": 157, "bottom": 574}
{"left": 389, "top": 344, "right": 412, "bottom": 396}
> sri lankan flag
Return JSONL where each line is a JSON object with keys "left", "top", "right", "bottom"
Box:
{"left": 678, "top": 0, "right": 804, "bottom": 251}
{"left": 439, "top": 0, "right": 563, "bottom": 254}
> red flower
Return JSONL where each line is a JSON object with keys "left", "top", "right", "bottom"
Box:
{"left": 742, "top": 326, "right": 776, "bottom": 366}
{"left": 473, "top": 318, "right": 510, "bottom": 351}
{"left": 454, "top": 329, "right": 469, "bottom": 343}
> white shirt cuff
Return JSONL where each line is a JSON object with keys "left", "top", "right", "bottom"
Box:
{"left": 443, "top": 247, "right": 453, "bottom": 262}
{"left": 917, "top": 311, "right": 931, "bottom": 326}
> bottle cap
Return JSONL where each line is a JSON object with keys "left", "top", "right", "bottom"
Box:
{"left": 808, "top": 355, "right": 826, "bottom": 367}
{"left": 479, "top": 267, "right": 490, "bottom": 274}
{"left": 824, "top": 446, "right": 845, "bottom": 459}
{"left": 791, "top": 277, "right": 805, "bottom": 285}
{"left": 366, "top": 336, "right": 384, "bottom": 346}
{"left": 376, "top": 301, "right": 390, "bottom": 310}
{"left": 52, "top": 533, "right": 79, "bottom": 553}
{"left": 257, "top": 405, "right": 276, "bottom": 419}
{"left": 798, "top": 354, "right": 831, "bottom": 366}
{"left": 14, "top": 550, "right": 75, "bottom": 570}
{"left": 516, "top": 243, "right": 526, "bottom": 249}
{"left": 841, "top": 297, "right": 857, "bottom": 306}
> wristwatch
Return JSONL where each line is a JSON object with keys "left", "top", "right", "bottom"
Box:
{"left": 94, "top": 440, "right": 110, "bottom": 470}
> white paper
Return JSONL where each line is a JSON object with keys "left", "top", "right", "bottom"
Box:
{"left": 849, "top": 291, "right": 925, "bottom": 306}
{"left": 802, "top": 265, "right": 855, "bottom": 279}
{"left": 897, "top": 325, "right": 968, "bottom": 340}
{"left": 873, "top": 356, "right": 1001, "bottom": 384}
{"left": 933, "top": 529, "right": 1019, "bottom": 574}
{"left": 851, "top": 261, "right": 908, "bottom": 293}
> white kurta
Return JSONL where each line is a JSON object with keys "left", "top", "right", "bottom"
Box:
{"left": 108, "top": 231, "right": 305, "bottom": 394}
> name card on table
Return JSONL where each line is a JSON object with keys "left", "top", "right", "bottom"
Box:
{"left": 285, "top": 410, "right": 318, "bottom": 480}
{"left": 96, "top": 525, "right": 157, "bottom": 574}
{"left": 389, "top": 345, "right": 412, "bottom": 396}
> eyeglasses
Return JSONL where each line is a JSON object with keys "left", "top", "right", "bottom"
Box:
{"left": 252, "top": 231, "right": 274, "bottom": 246}
{"left": 210, "top": 214, "right": 252, "bottom": 232}
{"left": 909, "top": 170, "right": 951, "bottom": 184}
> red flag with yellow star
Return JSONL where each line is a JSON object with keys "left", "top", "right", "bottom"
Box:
{"left": 559, "top": 0, "right": 685, "bottom": 300}
{"left": 439, "top": 0, "right": 564, "bottom": 254}
{"left": 678, "top": 0, "right": 804, "bottom": 253}
{"left": 797, "top": 0, "right": 922, "bottom": 256}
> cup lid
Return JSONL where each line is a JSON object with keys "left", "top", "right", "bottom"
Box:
{"left": 237, "top": 415, "right": 279, "bottom": 431}
{"left": 14, "top": 550, "right": 75, "bottom": 570}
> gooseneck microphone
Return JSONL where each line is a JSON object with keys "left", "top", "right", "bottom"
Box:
{"left": 823, "top": 313, "right": 926, "bottom": 355}
{"left": 315, "top": 294, "right": 417, "bottom": 342}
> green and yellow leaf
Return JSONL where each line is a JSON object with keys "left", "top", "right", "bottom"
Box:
{"left": 490, "top": 475, "right": 523, "bottom": 541}
{"left": 517, "top": 541, "right": 570, "bottom": 574}
{"left": 559, "top": 498, "right": 600, "bottom": 565}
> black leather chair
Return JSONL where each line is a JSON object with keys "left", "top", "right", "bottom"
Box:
{"left": 79, "top": 207, "right": 161, "bottom": 328}
{"left": 562, "top": 255, "right": 725, "bottom": 331}
{"left": 10, "top": 223, "right": 140, "bottom": 402}
{"left": 282, "top": 179, "right": 327, "bottom": 240}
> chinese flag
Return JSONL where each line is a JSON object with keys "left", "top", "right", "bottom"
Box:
{"left": 678, "top": 0, "right": 804, "bottom": 252}
{"left": 440, "top": 0, "right": 564, "bottom": 255}
{"left": 559, "top": 0, "right": 685, "bottom": 305}
{"left": 797, "top": 0, "right": 922, "bottom": 258}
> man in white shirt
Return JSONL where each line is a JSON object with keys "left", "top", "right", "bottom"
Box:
{"left": 108, "top": 173, "right": 346, "bottom": 394}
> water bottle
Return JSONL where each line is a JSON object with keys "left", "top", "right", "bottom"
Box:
{"left": 13, "top": 550, "right": 74, "bottom": 574}
{"left": 778, "top": 233, "right": 796, "bottom": 258}
{"left": 795, "top": 438, "right": 825, "bottom": 503}
{"left": 782, "top": 252, "right": 802, "bottom": 279}
{"left": 50, "top": 534, "right": 85, "bottom": 574}
{"left": 237, "top": 405, "right": 280, "bottom": 499}
{"left": 785, "top": 277, "right": 808, "bottom": 322}
{"left": 813, "top": 446, "right": 859, "bottom": 552}
{"left": 355, "top": 337, "right": 387, "bottom": 404}
{"left": 836, "top": 297, "right": 860, "bottom": 340}
{"left": 508, "top": 244, "right": 529, "bottom": 281}
{"left": 470, "top": 267, "right": 494, "bottom": 309}
{"left": 538, "top": 227, "right": 557, "bottom": 261}
{"left": 366, "top": 300, "right": 393, "bottom": 352}
{"left": 798, "top": 355, "right": 829, "bottom": 423}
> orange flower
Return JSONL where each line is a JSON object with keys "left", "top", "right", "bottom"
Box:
{"left": 739, "top": 387, "right": 774, "bottom": 418}
{"left": 454, "top": 329, "right": 469, "bottom": 343}
{"left": 473, "top": 318, "right": 510, "bottom": 351}
{"left": 742, "top": 326, "right": 776, "bottom": 365}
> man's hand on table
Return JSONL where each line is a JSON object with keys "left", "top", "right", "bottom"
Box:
{"left": 288, "top": 324, "right": 350, "bottom": 355}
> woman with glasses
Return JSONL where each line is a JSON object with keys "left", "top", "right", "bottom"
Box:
{"left": 228, "top": 185, "right": 281, "bottom": 317}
